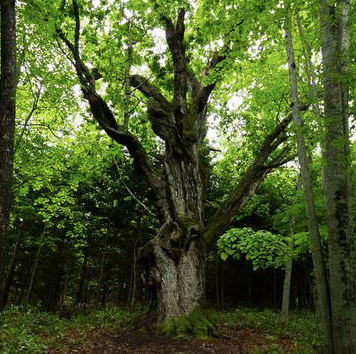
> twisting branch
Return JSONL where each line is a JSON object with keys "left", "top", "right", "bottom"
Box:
{"left": 130, "top": 75, "right": 176, "bottom": 142}
{"left": 57, "top": 0, "right": 170, "bottom": 221}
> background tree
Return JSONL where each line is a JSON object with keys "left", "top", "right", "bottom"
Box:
{"left": 0, "top": 0, "right": 17, "bottom": 308}
{"left": 285, "top": 2, "right": 332, "bottom": 351}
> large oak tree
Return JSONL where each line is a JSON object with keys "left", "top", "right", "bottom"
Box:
{"left": 55, "top": 0, "right": 295, "bottom": 324}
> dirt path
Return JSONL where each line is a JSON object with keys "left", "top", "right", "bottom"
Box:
{"left": 48, "top": 327, "right": 293, "bottom": 354}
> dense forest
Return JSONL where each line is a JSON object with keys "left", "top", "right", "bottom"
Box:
{"left": 0, "top": 0, "right": 356, "bottom": 353}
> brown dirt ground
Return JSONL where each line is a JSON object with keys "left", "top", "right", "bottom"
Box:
{"left": 48, "top": 327, "right": 294, "bottom": 354}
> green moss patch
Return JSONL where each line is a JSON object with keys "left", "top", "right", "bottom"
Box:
{"left": 161, "top": 308, "right": 215, "bottom": 339}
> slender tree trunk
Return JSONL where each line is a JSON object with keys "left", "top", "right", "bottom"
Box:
{"left": 321, "top": 1, "right": 356, "bottom": 352}
{"left": 97, "top": 233, "right": 108, "bottom": 305}
{"left": 129, "top": 238, "right": 139, "bottom": 309}
{"left": 284, "top": 5, "right": 333, "bottom": 352}
{"left": 76, "top": 248, "right": 88, "bottom": 304}
{"left": 2, "top": 220, "right": 23, "bottom": 306}
{"left": 59, "top": 264, "right": 69, "bottom": 308}
{"left": 214, "top": 256, "right": 220, "bottom": 310}
{"left": 296, "top": 14, "right": 322, "bottom": 121}
{"left": 247, "top": 264, "right": 252, "bottom": 304}
{"left": 282, "top": 259, "right": 292, "bottom": 317}
{"left": 0, "top": 0, "right": 17, "bottom": 309}
{"left": 24, "top": 227, "right": 46, "bottom": 305}
{"left": 24, "top": 243, "right": 42, "bottom": 305}
{"left": 282, "top": 219, "right": 295, "bottom": 317}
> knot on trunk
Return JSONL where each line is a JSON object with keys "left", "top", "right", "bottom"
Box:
{"left": 159, "top": 221, "right": 183, "bottom": 262}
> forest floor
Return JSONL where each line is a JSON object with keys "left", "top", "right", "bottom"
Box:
{"left": 0, "top": 306, "right": 318, "bottom": 354}
{"left": 47, "top": 326, "right": 293, "bottom": 354}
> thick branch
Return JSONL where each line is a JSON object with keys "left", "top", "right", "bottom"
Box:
{"left": 204, "top": 111, "right": 305, "bottom": 246}
{"left": 130, "top": 75, "right": 171, "bottom": 111}
{"left": 164, "top": 9, "right": 187, "bottom": 112}
{"left": 195, "top": 52, "right": 227, "bottom": 113}
{"left": 194, "top": 20, "right": 245, "bottom": 113}
{"left": 130, "top": 75, "right": 175, "bottom": 141}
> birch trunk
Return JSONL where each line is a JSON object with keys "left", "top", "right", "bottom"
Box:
{"left": 321, "top": 1, "right": 356, "bottom": 352}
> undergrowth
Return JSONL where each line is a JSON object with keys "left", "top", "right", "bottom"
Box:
{"left": 0, "top": 305, "right": 135, "bottom": 354}
{"left": 0, "top": 305, "right": 319, "bottom": 354}
{"left": 208, "top": 307, "right": 320, "bottom": 354}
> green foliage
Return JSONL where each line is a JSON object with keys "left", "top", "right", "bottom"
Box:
{"left": 217, "top": 227, "right": 293, "bottom": 270}
{"left": 0, "top": 306, "right": 67, "bottom": 354}
{"left": 161, "top": 308, "right": 215, "bottom": 339}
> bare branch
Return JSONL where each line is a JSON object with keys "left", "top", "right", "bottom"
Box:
{"left": 264, "top": 147, "right": 295, "bottom": 170}
{"left": 194, "top": 20, "right": 245, "bottom": 112}
{"left": 114, "top": 159, "right": 155, "bottom": 216}
{"left": 15, "top": 79, "right": 42, "bottom": 153}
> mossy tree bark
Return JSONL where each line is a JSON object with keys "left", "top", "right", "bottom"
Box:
{"left": 321, "top": 1, "right": 356, "bottom": 352}
{"left": 59, "top": 1, "right": 300, "bottom": 325}
{"left": 0, "top": 0, "right": 17, "bottom": 309}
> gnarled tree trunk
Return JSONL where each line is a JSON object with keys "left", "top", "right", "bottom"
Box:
{"left": 141, "top": 223, "right": 205, "bottom": 323}
{"left": 58, "top": 1, "right": 300, "bottom": 325}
